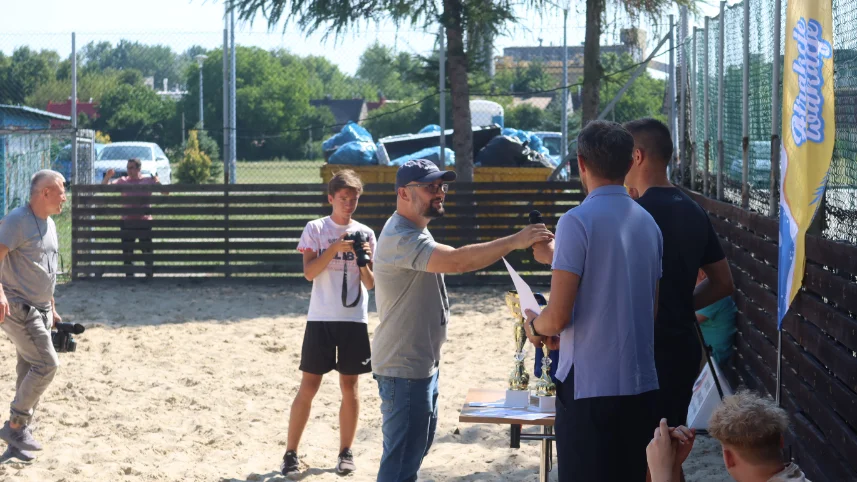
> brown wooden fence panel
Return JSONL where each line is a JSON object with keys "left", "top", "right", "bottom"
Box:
{"left": 72, "top": 182, "right": 580, "bottom": 283}
{"left": 687, "top": 189, "right": 857, "bottom": 481}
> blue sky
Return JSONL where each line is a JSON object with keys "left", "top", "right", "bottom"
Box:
{"left": 0, "top": 0, "right": 727, "bottom": 75}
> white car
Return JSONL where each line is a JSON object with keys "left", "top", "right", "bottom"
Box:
{"left": 94, "top": 142, "right": 172, "bottom": 184}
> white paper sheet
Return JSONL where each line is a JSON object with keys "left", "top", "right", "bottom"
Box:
{"left": 464, "top": 406, "right": 555, "bottom": 420}
{"left": 467, "top": 401, "right": 506, "bottom": 408}
{"left": 502, "top": 257, "right": 542, "bottom": 317}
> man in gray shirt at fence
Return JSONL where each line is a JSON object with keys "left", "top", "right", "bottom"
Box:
{"left": 371, "top": 159, "right": 553, "bottom": 482}
{"left": 0, "top": 170, "right": 67, "bottom": 460}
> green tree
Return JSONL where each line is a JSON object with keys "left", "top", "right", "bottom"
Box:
{"left": 176, "top": 130, "right": 214, "bottom": 184}
{"left": 95, "top": 84, "right": 174, "bottom": 143}
{"left": 299, "top": 106, "right": 337, "bottom": 159}
{"left": 493, "top": 59, "right": 555, "bottom": 94}
{"left": 597, "top": 53, "right": 666, "bottom": 124}
{"left": 81, "top": 40, "right": 181, "bottom": 88}
{"left": 0, "top": 47, "right": 61, "bottom": 104}
{"left": 581, "top": 0, "right": 693, "bottom": 124}
{"left": 184, "top": 46, "right": 314, "bottom": 161}
{"left": 25, "top": 69, "right": 133, "bottom": 109}
{"left": 504, "top": 103, "right": 546, "bottom": 131}
{"left": 356, "top": 43, "right": 424, "bottom": 99}
{"left": 230, "top": 0, "right": 535, "bottom": 182}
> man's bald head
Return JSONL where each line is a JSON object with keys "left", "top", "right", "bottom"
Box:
{"left": 623, "top": 118, "right": 673, "bottom": 166}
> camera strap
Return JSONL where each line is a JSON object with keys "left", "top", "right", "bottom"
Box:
{"left": 341, "top": 265, "right": 361, "bottom": 308}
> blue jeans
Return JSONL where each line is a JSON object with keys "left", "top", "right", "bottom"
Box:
{"left": 374, "top": 371, "right": 439, "bottom": 482}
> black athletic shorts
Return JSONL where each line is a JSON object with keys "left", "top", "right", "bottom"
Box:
{"left": 299, "top": 321, "right": 372, "bottom": 375}
{"left": 655, "top": 333, "right": 703, "bottom": 427}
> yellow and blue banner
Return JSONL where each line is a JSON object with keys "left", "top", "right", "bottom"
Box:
{"left": 778, "top": 1, "right": 835, "bottom": 329}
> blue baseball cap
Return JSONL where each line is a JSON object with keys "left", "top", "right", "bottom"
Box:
{"left": 395, "top": 159, "right": 457, "bottom": 190}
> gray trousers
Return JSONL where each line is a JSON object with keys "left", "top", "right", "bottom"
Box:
{"left": 1, "top": 302, "right": 58, "bottom": 426}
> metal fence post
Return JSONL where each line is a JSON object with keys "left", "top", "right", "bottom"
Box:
{"left": 742, "top": 0, "right": 751, "bottom": 208}
{"left": 679, "top": 7, "right": 688, "bottom": 186}
{"left": 562, "top": 7, "right": 569, "bottom": 162}
{"left": 669, "top": 15, "right": 677, "bottom": 180}
{"left": 223, "top": 21, "right": 230, "bottom": 184}
{"left": 71, "top": 32, "right": 77, "bottom": 186}
{"left": 717, "top": 1, "right": 725, "bottom": 201}
{"left": 704, "top": 18, "right": 710, "bottom": 197}
{"left": 70, "top": 32, "right": 78, "bottom": 278}
{"left": 771, "top": 0, "right": 782, "bottom": 220}
{"left": 772, "top": 0, "right": 783, "bottom": 406}
{"left": 439, "top": 26, "right": 446, "bottom": 169}
{"left": 691, "top": 28, "right": 698, "bottom": 189}
{"left": 229, "top": 9, "right": 237, "bottom": 184}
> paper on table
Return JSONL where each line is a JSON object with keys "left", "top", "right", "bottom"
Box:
{"left": 503, "top": 257, "right": 541, "bottom": 316}
{"left": 467, "top": 401, "right": 506, "bottom": 408}
{"left": 464, "top": 406, "right": 555, "bottom": 419}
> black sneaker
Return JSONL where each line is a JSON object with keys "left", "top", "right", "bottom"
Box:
{"left": 336, "top": 448, "right": 356, "bottom": 476}
{"left": 281, "top": 450, "right": 299, "bottom": 475}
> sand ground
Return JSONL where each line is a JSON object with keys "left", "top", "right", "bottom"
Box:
{"left": 0, "top": 282, "right": 732, "bottom": 482}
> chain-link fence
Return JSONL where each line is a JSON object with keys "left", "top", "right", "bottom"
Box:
{"left": 721, "top": 3, "right": 744, "bottom": 206}
{"left": 830, "top": 0, "right": 857, "bottom": 243}
{"left": 678, "top": 0, "right": 857, "bottom": 243}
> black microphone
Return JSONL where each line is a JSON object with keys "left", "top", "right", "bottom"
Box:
{"left": 529, "top": 209, "right": 543, "bottom": 225}
{"left": 55, "top": 322, "right": 85, "bottom": 335}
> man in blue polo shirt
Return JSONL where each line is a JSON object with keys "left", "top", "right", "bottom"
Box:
{"left": 526, "top": 120, "right": 662, "bottom": 481}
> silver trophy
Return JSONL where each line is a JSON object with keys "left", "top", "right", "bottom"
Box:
{"left": 533, "top": 344, "right": 556, "bottom": 397}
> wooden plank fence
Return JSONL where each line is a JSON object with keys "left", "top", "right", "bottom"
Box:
{"left": 71, "top": 181, "right": 583, "bottom": 284}
{"left": 687, "top": 190, "right": 857, "bottom": 482}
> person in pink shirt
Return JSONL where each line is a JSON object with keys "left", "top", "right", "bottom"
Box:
{"left": 102, "top": 158, "right": 164, "bottom": 277}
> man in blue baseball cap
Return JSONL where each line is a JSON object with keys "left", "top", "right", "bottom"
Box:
{"left": 371, "top": 159, "right": 553, "bottom": 481}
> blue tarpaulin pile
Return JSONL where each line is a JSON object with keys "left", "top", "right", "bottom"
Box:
{"left": 325, "top": 123, "right": 378, "bottom": 166}
{"left": 328, "top": 141, "right": 378, "bottom": 166}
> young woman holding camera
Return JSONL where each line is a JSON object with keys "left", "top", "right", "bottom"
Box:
{"left": 281, "top": 169, "right": 376, "bottom": 477}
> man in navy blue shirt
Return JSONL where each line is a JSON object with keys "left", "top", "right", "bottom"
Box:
{"left": 623, "top": 118, "right": 734, "bottom": 436}
{"left": 526, "top": 121, "right": 662, "bottom": 481}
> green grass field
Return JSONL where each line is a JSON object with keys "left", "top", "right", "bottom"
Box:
{"left": 234, "top": 159, "right": 326, "bottom": 184}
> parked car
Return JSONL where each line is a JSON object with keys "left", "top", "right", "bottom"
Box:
{"left": 94, "top": 142, "right": 172, "bottom": 184}
{"left": 52, "top": 143, "right": 105, "bottom": 181}
{"left": 728, "top": 140, "right": 771, "bottom": 188}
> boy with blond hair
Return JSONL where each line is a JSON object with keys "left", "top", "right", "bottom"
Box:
{"left": 281, "top": 169, "right": 376, "bottom": 476}
{"left": 709, "top": 390, "right": 809, "bottom": 481}
{"left": 646, "top": 390, "right": 810, "bottom": 482}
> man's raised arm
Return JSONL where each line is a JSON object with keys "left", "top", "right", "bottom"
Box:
{"left": 425, "top": 224, "right": 553, "bottom": 274}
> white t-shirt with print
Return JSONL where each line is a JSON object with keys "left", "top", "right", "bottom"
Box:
{"left": 297, "top": 217, "right": 377, "bottom": 323}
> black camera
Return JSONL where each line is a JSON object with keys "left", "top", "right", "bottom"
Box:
{"left": 344, "top": 231, "right": 371, "bottom": 267}
{"left": 52, "top": 322, "right": 85, "bottom": 353}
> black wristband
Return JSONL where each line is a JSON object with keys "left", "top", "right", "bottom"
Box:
{"left": 530, "top": 318, "right": 541, "bottom": 337}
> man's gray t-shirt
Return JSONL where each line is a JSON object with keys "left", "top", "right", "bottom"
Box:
{"left": 371, "top": 213, "right": 450, "bottom": 379}
{"left": 0, "top": 206, "right": 58, "bottom": 310}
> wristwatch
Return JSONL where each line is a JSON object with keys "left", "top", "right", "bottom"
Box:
{"left": 529, "top": 318, "right": 541, "bottom": 337}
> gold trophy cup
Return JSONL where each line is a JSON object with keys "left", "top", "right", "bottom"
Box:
{"left": 504, "top": 291, "right": 530, "bottom": 403}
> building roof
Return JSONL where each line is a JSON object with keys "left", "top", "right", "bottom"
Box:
{"left": 310, "top": 98, "right": 367, "bottom": 128}
{"left": 0, "top": 104, "right": 71, "bottom": 122}
{"left": 511, "top": 96, "right": 554, "bottom": 110}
